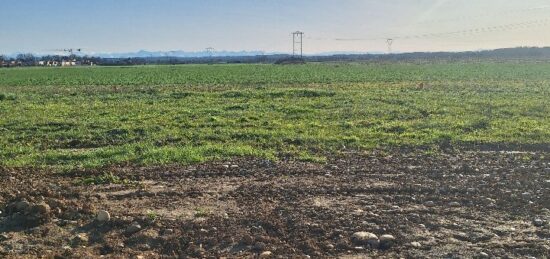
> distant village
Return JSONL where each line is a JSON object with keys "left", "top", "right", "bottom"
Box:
{"left": 0, "top": 54, "right": 99, "bottom": 67}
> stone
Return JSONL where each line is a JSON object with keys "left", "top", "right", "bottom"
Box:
{"left": 73, "top": 233, "right": 89, "bottom": 246}
{"left": 0, "top": 234, "right": 10, "bottom": 241}
{"left": 259, "top": 251, "right": 273, "bottom": 258}
{"left": 533, "top": 218, "right": 545, "bottom": 227}
{"left": 32, "top": 203, "right": 51, "bottom": 214}
{"left": 254, "top": 242, "right": 267, "bottom": 251}
{"left": 97, "top": 210, "right": 111, "bottom": 222}
{"left": 379, "top": 234, "right": 396, "bottom": 249}
{"left": 449, "top": 202, "right": 461, "bottom": 207}
{"left": 410, "top": 241, "right": 422, "bottom": 248}
{"left": 351, "top": 232, "right": 379, "bottom": 248}
{"left": 477, "top": 251, "right": 490, "bottom": 258}
{"left": 126, "top": 222, "right": 142, "bottom": 235}
{"left": 162, "top": 228, "right": 174, "bottom": 235}
{"left": 424, "top": 201, "right": 435, "bottom": 207}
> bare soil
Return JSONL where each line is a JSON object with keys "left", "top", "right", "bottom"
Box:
{"left": 1, "top": 150, "right": 549, "bottom": 258}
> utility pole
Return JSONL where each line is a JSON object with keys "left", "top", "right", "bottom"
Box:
{"left": 386, "top": 39, "right": 394, "bottom": 54}
{"left": 292, "top": 31, "right": 304, "bottom": 57}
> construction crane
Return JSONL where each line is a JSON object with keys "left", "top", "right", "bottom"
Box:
{"left": 50, "top": 48, "right": 83, "bottom": 56}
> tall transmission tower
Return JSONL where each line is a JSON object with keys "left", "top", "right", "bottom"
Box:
{"left": 386, "top": 39, "right": 394, "bottom": 54}
{"left": 292, "top": 31, "right": 304, "bottom": 57}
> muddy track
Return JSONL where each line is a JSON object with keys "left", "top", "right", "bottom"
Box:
{"left": 1, "top": 150, "right": 549, "bottom": 258}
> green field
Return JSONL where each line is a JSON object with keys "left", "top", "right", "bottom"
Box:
{"left": 0, "top": 63, "right": 549, "bottom": 169}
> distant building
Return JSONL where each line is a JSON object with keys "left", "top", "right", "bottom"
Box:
{"left": 61, "top": 60, "right": 78, "bottom": 66}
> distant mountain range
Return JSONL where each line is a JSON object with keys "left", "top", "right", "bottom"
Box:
{"left": 93, "top": 50, "right": 273, "bottom": 58}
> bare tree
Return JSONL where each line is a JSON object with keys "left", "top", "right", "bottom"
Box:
{"left": 16, "top": 53, "right": 36, "bottom": 66}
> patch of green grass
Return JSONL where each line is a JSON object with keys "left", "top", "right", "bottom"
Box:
{"left": 78, "top": 172, "right": 130, "bottom": 185}
{"left": 0, "top": 63, "right": 549, "bottom": 170}
{"left": 194, "top": 207, "right": 211, "bottom": 218}
{"left": 146, "top": 210, "right": 159, "bottom": 221}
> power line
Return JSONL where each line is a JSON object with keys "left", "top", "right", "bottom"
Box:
{"left": 334, "top": 18, "right": 550, "bottom": 42}
{"left": 416, "top": 5, "right": 550, "bottom": 25}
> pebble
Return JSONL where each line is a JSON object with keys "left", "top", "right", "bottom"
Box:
{"left": 30, "top": 203, "right": 51, "bottom": 219}
{"left": 351, "top": 232, "right": 379, "bottom": 248}
{"left": 162, "top": 228, "right": 174, "bottom": 235}
{"left": 72, "top": 233, "right": 89, "bottom": 245}
{"left": 254, "top": 242, "right": 267, "bottom": 251}
{"left": 126, "top": 222, "right": 142, "bottom": 234}
{"left": 259, "top": 251, "right": 273, "bottom": 258}
{"left": 424, "top": 201, "right": 435, "bottom": 207}
{"left": 449, "top": 202, "right": 461, "bottom": 207}
{"left": 222, "top": 165, "right": 230, "bottom": 169}
{"left": 96, "top": 210, "right": 111, "bottom": 222}
{"left": 533, "top": 218, "right": 545, "bottom": 227}
{"left": 230, "top": 164, "right": 239, "bottom": 168}
{"left": 379, "top": 234, "right": 396, "bottom": 249}
{"left": 477, "top": 251, "right": 489, "bottom": 258}
{"left": 0, "top": 234, "right": 10, "bottom": 241}
{"left": 410, "top": 241, "right": 422, "bottom": 248}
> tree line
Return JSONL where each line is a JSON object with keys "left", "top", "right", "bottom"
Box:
{"left": 3, "top": 47, "right": 550, "bottom": 67}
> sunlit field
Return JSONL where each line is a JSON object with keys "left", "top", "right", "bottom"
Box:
{"left": 1, "top": 62, "right": 549, "bottom": 169}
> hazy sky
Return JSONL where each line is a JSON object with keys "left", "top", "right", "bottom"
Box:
{"left": 1, "top": 0, "right": 550, "bottom": 54}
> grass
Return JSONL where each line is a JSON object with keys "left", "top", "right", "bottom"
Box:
{"left": 0, "top": 62, "right": 549, "bottom": 170}
{"left": 78, "top": 172, "right": 131, "bottom": 185}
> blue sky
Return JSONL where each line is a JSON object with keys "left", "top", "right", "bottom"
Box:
{"left": 1, "top": 0, "right": 550, "bottom": 54}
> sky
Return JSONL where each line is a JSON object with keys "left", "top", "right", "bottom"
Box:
{"left": 1, "top": 0, "right": 550, "bottom": 55}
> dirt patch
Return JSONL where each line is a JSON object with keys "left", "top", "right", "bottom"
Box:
{"left": 1, "top": 150, "right": 549, "bottom": 258}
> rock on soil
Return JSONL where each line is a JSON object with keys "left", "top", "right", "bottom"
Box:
{"left": 379, "top": 234, "right": 396, "bottom": 249}
{"left": 533, "top": 218, "right": 545, "bottom": 227}
{"left": 351, "top": 232, "right": 379, "bottom": 248}
{"left": 449, "top": 201, "right": 461, "bottom": 207}
{"left": 0, "top": 151, "right": 549, "bottom": 258}
{"left": 126, "top": 222, "right": 142, "bottom": 235}
{"left": 96, "top": 210, "right": 111, "bottom": 222}
{"left": 72, "top": 233, "right": 89, "bottom": 246}
{"left": 410, "top": 241, "right": 422, "bottom": 248}
{"left": 260, "top": 251, "right": 273, "bottom": 258}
